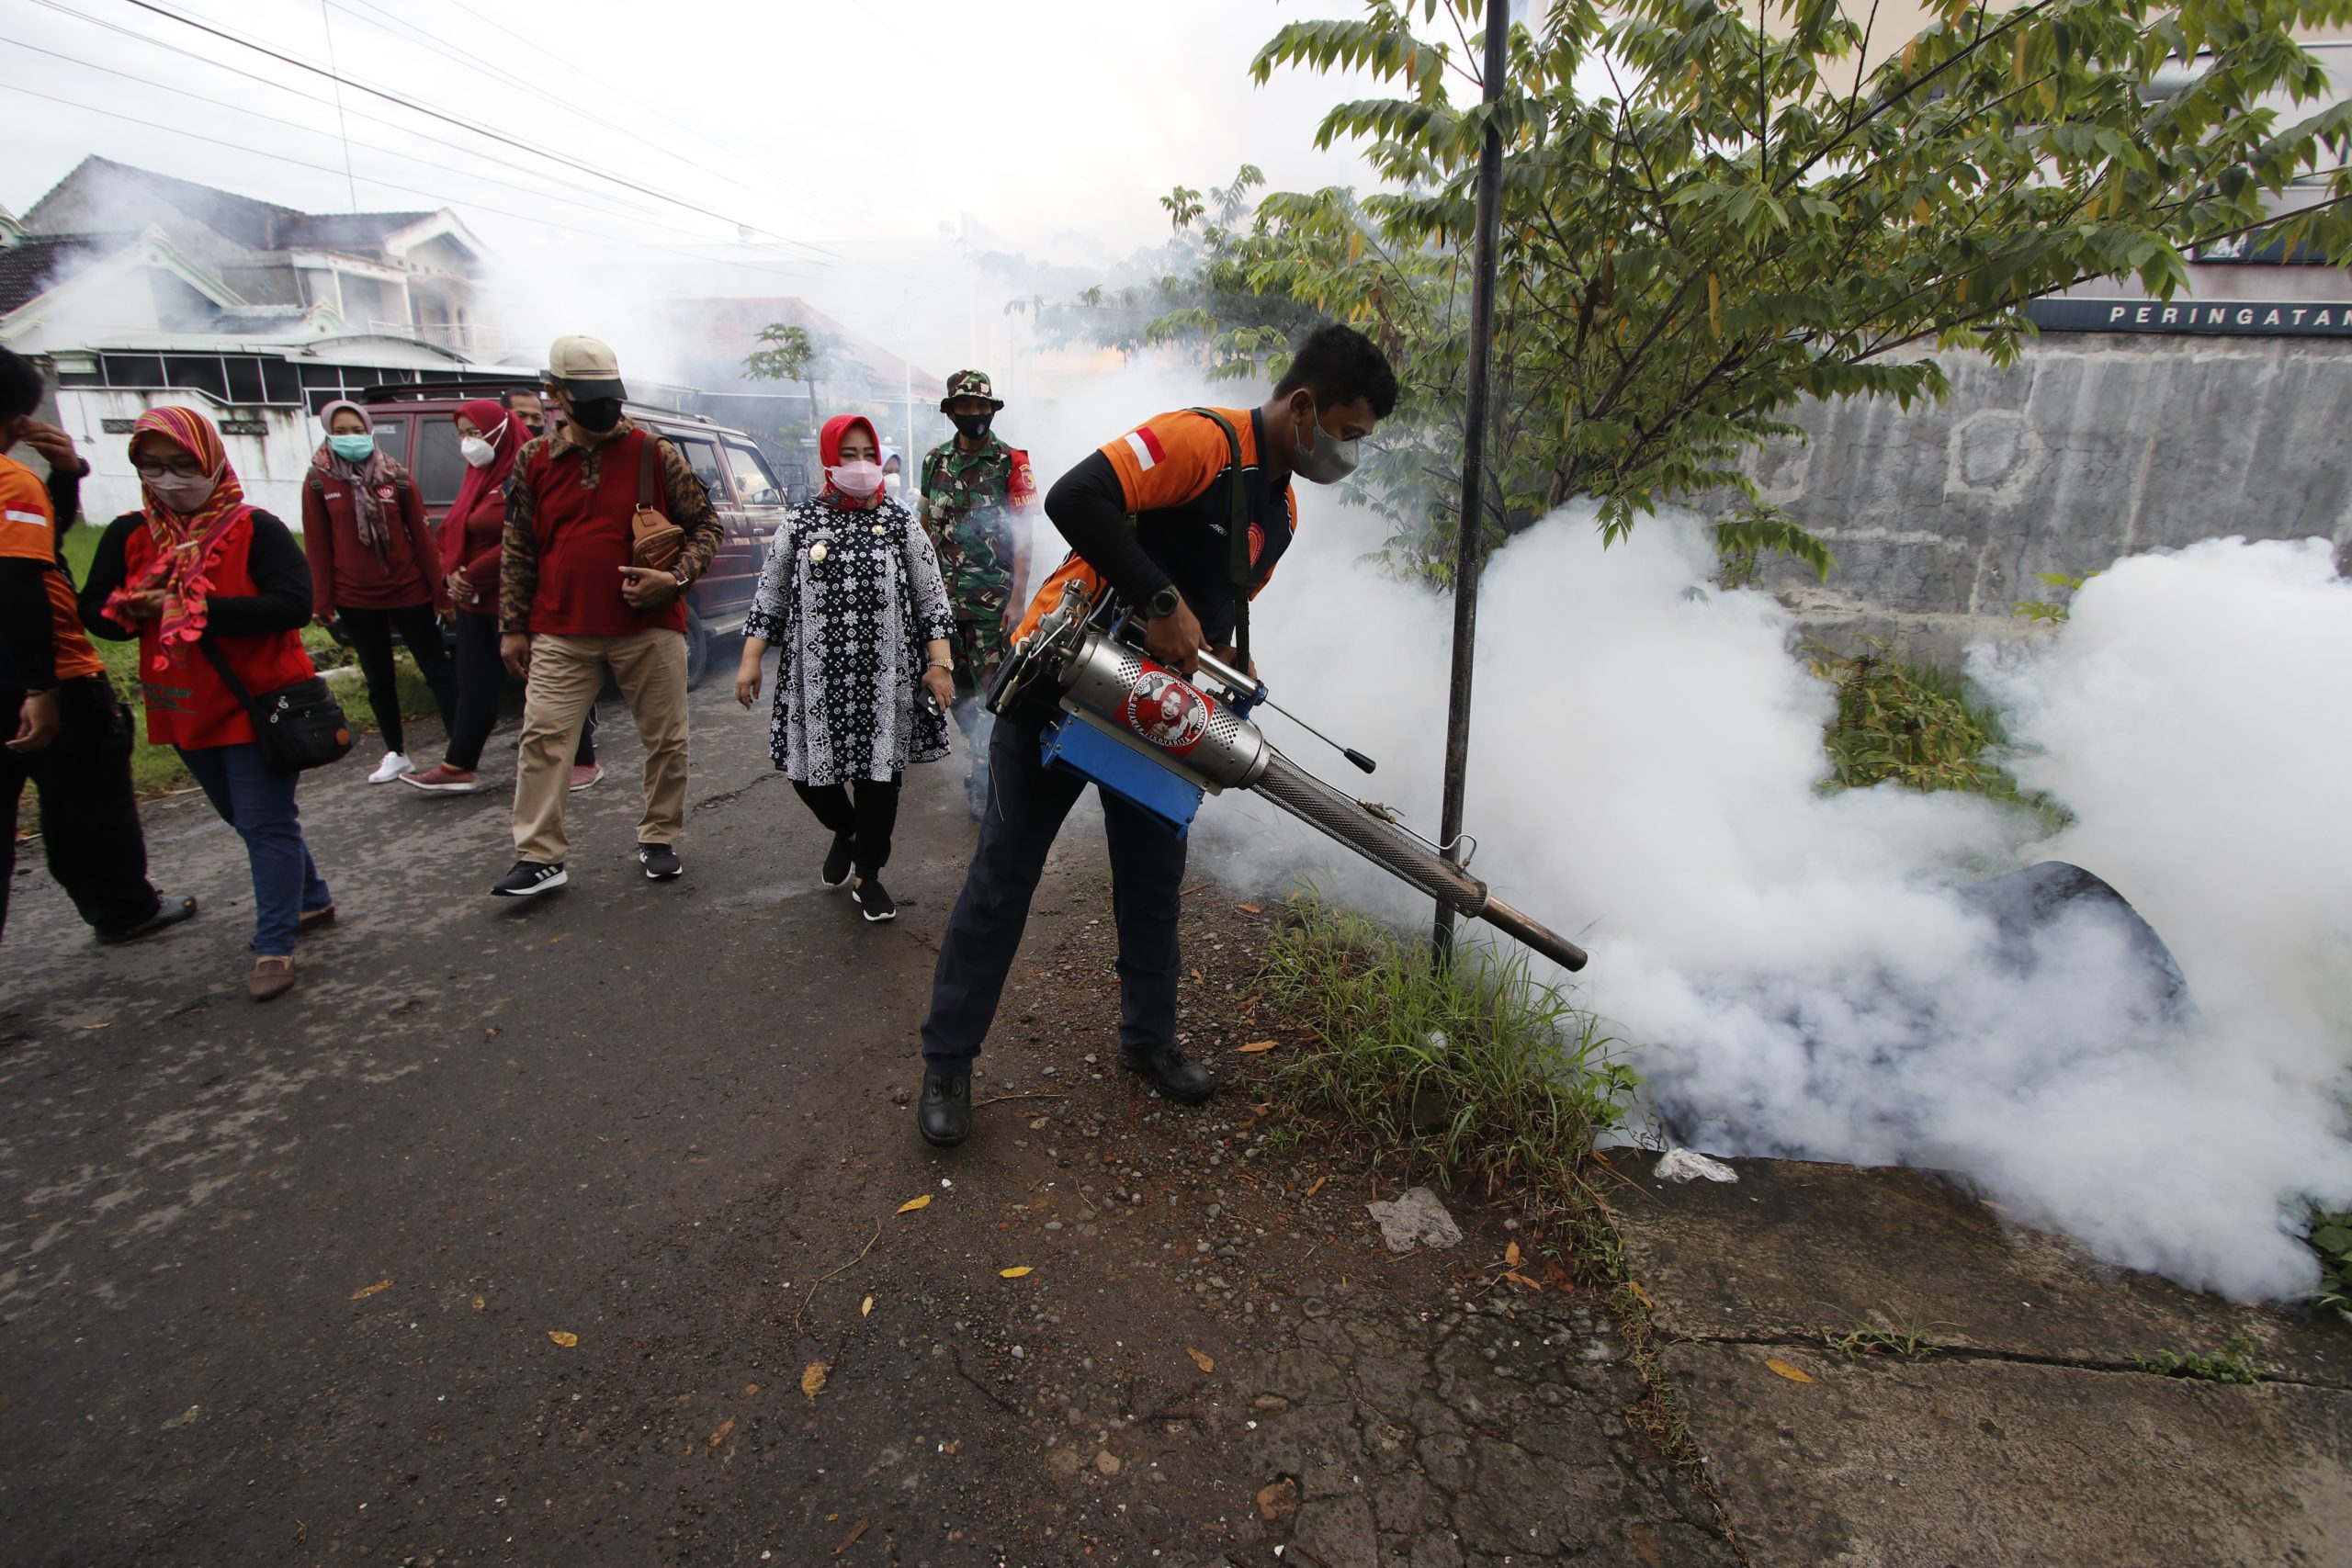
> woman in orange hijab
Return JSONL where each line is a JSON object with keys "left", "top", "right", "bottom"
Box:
{"left": 78, "top": 406, "right": 334, "bottom": 1001}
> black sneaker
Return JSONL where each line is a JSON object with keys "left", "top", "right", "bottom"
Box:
{"left": 1118, "top": 1045, "right": 1216, "bottom": 1105}
{"left": 853, "top": 876, "right": 897, "bottom": 922}
{"left": 917, "top": 1066, "right": 970, "bottom": 1147}
{"left": 491, "top": 861, "right": 567, "bottom": 897}
{"left": 639, "top": 842, "right": 683, "bottom": 880}
{"left": 820, "top": 832, "right": 854, "bottom": 887}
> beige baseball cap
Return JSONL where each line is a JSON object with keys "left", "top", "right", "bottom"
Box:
{"left": 543, "top": 334, "right": 627, "bottom": 400}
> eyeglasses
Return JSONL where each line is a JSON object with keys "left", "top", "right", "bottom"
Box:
{"left": 131, "top": 457, "right": 209, "bottom": 479}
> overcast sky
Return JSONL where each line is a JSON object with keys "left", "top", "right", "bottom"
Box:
{"left": 3, "top": 0, "right": 1414, "bottom": 371}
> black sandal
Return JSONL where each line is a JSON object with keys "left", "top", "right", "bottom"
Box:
{"left": 94, "top": 894, "right": 198, "bottom": 946}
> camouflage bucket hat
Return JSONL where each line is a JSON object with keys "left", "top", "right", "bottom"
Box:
{"left": 939, "top": 369, "right": 1004, "bottom": 412}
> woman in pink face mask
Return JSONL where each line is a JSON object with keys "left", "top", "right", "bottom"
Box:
{"left": 736, "top": 414, "right": 956, "bottom": 923}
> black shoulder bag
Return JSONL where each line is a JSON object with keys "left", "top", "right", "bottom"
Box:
{"left": 1183, "top": 407, "right": 1253, "bottom": 671}
{"left": 198, "top": 637, "right": 356, "bottom": 774}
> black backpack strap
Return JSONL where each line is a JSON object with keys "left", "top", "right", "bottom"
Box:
{"left": 1183, "top": 407, "right": 1251, "bottom": 671}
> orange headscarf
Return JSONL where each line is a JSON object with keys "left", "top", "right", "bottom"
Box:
{"left": 107, "top": 406, "right": 256, "bottom": 670}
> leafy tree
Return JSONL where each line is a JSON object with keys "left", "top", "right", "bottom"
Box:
{"left": 743, "top": 322, "right": 824, "bottom": 422}
{"left": 1151, "top": 0, "right": 2352, "bottom": 581}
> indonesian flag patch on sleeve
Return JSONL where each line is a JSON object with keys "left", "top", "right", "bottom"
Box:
{"left": 1123, "top": 424, "right": 1168, "bottom": 472}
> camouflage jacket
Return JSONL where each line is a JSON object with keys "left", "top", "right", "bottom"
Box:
{"left": 917, "top": 434, "right": 1035, "bottom": 626}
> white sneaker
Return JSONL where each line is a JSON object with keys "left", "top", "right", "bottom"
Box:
{"left": 368, "top": 751, "right": 414, "bottom": 784}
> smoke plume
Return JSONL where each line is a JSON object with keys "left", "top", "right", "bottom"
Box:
{"left": 1215, "top": 499, "right": 2352, "bottom": 1303}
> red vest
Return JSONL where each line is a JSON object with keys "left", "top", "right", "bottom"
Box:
{"left": 126, "top": 514, "right": 316, "bottom": 750}
{"left": 521, "top": 429, "right": 685, "bottom": 637}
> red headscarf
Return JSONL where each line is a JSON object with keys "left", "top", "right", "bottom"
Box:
{"left": 819, "top": 413, "right": 883, "bottom": 510}
{"left": 447, "top": 397, "right": 528, "bottom": 525}
{"left": 107, "top": 406, "right": 255, "bottom": 670}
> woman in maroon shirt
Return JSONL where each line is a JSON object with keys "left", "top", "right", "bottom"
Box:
{"left": 300, "top": 400, "right": 455, "bottom": 783}
{"left": 401, "top": 399, "right": 600, "bottom": 795}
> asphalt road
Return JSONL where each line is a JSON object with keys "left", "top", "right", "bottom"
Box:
{"left": 1, "top": 675, "right": 1172, "bottom": 1564}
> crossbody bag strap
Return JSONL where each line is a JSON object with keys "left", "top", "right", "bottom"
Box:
{"left": 194, "top": 634, "right": 263, "bottom": 718}
{"left": 1183, "top": 407, "right": 1251, "bottom": 671}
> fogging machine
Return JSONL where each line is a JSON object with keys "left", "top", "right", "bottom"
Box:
{"left": 988, "top": 584, "right": 1589, "bottom": 972}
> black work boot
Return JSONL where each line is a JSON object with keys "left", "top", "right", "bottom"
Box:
{"left": 917, "top": 1066, "right": 971, "bottom": 1147}
{"left": 1118, "top": 1045, "right": 1216, "bottom": 1105}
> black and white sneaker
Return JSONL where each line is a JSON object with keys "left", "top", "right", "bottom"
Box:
{"left": 820, "top": 832, "right": 854, "bottom": 888}
{"left": 852, "top": 876, "right": 897, "bottom": 922}
{"left": 638, "top": 842, "right": 683, "bottom": 880}
{"left": 491, "top": 860, "right": 567, "bottom": 897}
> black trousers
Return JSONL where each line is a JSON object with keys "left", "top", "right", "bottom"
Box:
{"left": 1, "top": 677, "right": 161, "bottom": 942}
{"left": 446, "top": 613, "right": 594, "bottom": 772}
{"left": 920, "top": 717, "right": 1187, "bottom": 1069}
{"left": 793, "top": 773, "right": 901, "bottom": 879}
{"left": 338, "top": 604, "right": 456, "bottom": 756}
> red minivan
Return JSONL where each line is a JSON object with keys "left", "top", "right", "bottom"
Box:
{"left": 358, "top": 379, "right": 787, "bottom": 687}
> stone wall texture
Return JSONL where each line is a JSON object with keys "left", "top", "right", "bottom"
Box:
{"left": 1735, "top": 333, "right": 2352, "bottom": 665}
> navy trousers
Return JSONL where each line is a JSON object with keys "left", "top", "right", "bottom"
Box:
{"left": 921, "top": 717, "right": 1187, "bottom": 1069}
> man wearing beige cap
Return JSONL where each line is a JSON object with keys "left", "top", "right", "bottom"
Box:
{"left": 489, "top": 335, "right": 722, "bottom": 897}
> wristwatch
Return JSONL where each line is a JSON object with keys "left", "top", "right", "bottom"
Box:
{"left": 1143, "top": 585, "right": 1182, "bottom": 619}
{"left": 671, "top": 565, "right": 690, "bottom": 589}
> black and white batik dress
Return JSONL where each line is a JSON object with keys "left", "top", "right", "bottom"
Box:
{"left": 747, "top": 495, "right": 955, "bottom": 785}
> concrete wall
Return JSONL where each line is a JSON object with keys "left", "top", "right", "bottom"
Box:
{"left": 1737, "top": 334, "right": 2352, "bottom": 665}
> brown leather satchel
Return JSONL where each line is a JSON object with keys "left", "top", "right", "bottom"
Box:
{"left": 630, "top": 433, "right": 684, "bottom": 570}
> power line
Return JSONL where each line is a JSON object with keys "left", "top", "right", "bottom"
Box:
{"left": 21, "top": 2, "right": 709, "bottom": 233}
{"left": 315, "top": 0, "right": 359, "bottom": 211}
{"left": 0, "top": 33, "right": 728, "bottom": 243}
{"left": 0, "top": 79, "right": 834, "bottom": 292}
{"left": 119, "top": 0, "right": 849, "bottom": 265}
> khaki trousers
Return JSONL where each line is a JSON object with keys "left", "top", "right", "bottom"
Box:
{"left": 510, "top": 629, "right": 689, "bottom": 864}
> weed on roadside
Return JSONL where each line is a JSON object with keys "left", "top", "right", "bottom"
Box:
{"left": 1821, "top": 1306, "right": 1952, "bottom": 1361}
{"left": 2305, "top": 1209, "right": 2352, "bottom": 1326}
{"left": 2139, "top": 1332, "right": 2264, "bottom": 1384}
{"left": 1262, "top": 896, "right": 1637, "bottom": 1218}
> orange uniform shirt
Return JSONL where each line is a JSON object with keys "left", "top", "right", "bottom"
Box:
{"left": 0, "top": 452, "right": 106, "bottom": 683}
{"left": 1012, "top": 407, "right": 1299, "bottom": 642}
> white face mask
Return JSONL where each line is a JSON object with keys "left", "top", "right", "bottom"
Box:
{"left": 459, "top": 434, "right": 497, "bottom": 468}
{"left": 882, "top": 471, "right": 903, "bottom": 495}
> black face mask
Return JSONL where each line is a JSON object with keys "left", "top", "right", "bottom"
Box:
{"left": 569, "top": 397, "right": 623, "bottom": 434}
{"left": 951, "top": 412, "right": 993, "bottom": 443}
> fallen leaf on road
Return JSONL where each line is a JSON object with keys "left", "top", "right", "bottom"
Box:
{"left": 470, "top": 1294, "right": 486, "bottom": 1312}
{"left": 349, "top": 1279, "right": 391, "bottom": 1302}
{"left": 861, "top": 1296, "right": 874, "bottom": 1317}
{"left": 999, "top": 1266, "right": 1034, "bottom": 1279}
{"left": 1764, "top": 1359, "right": 1816, "bottom": 1384}
{"left": 745, "top": 1382, "right": 759, "bottom": 1395}
{"left": 1504, "top": 1241, "right": 1522, "bottom": 1268}
{"left": 1503, "top": 1270, "right": 1544, "bottom": 1291}
{"left": 1304, "top": 1176, "right": 1328, "bottom": 1199}
{"left": 832, "top": 1517, "right": 869, "bottom": 1555}
{"left": 1238, "top": 1040, "right": 1279, "bottom": 1054}
{"left": 801, "top": 1360, "right": 830, "bottom": 1401}
{"left": 1237, "top": 903, "right": 1261, "bottom": 914}
{"left": 1187, "top": 1347, "right": 1216, "bottom": 1374}
{"left": 1191, "top": 968, "right": 1205, "bottom": 982}
{"left": 161, "top": 1405, "right": 200, "bottom": 1429}
{"left": 1543, "top": 1258, "right": 1577, "bottom": 1292}
{"left": 547, "top": 1330, "right": 579, "bottom": 1348}
{"left": 1257, "top": 1476, "right": 1299, "bottom": 1520}
{"left": 707, "top": 1417, "right": 734, "bottom": 1448}
{"left": 1626, "top": 1280, "right": 1653, "bottom": 1308}
{"left": 897, "top": 1195, "right": 932, "bottom": 1213}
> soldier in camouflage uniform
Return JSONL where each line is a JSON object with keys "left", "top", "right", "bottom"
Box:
{"left": 918, "top": 369, "right": 1036, "bottom": 817}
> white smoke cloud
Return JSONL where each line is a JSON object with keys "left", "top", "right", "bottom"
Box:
{"left": 1210, "top": 504, "right": 2352, "bottom": 1303}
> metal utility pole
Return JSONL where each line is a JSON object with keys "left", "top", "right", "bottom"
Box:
{"left": 1433, "top": 0, "right": 1511, "bottom": 961}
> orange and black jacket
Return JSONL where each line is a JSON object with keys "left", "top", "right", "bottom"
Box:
{"left": 0, "top": 451, "right": 105, "bottom": 692}
{"left": 1019, "top": 406, "right": 1297, "bottom": 647}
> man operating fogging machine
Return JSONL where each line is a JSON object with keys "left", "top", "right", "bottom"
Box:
{"left": 912, "top": 323, "right": 1399, "bottom": 1147}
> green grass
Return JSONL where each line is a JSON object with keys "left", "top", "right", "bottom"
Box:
{"left": 2139, "top": 1332, "right": 2264, "bottom": 1384}
{"left": 1821, "top": 1307, "right": 1953, "bottom": 1362}
{"left": 1261, "top": 896, "right": 1639, "bottom": 1217}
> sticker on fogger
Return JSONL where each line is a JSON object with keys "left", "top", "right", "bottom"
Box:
{"left": 1124, "top": 667, "right": 1211, "bottom": 755}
